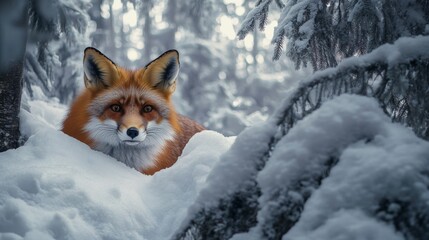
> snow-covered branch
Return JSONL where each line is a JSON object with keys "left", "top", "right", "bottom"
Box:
{"left": 237, "top": 0, "right": 274, "bottom": 40}
{"left": 274, "top": 35, "right": 429, "bottom": 139}
{"left": 238, "top": 0, "right": 429, "bottom": 70}
{"left": 25, "top": 0, "right": 90, "bottom": 103}
{"left": 175, "top": 35, "right": 429, "bottom": 239}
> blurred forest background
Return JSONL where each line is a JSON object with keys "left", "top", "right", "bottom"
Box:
{"left": 1, "top": 0, "right": 428, "bottom": 146}
{"left": 15, "top": 0, "right": 310, "bottom": 136}
{"left": 1, "top": 0, "right": 429, "bottom": 238}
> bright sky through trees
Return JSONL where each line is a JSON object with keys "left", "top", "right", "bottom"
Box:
{"left": 108, "top": 0, "right": 278, "bottom": 63}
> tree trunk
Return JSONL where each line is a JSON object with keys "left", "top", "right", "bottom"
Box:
{"left": 0, "top": 63, "right": 25, "bottom": 152}
{"left": 0, "top": 0, "right": 28, "bottom": 152}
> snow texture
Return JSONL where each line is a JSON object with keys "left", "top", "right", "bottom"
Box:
{"left": 3, "top": 88, "right": 429, "bottom": 240}
{"left": 0, "top": 101, "right": 234, "bottom": 240}
{"left": 306, "top": 35, "right": 429, "bottom": 81}
{"left": 230, "top": 94, "right": 429, "bottom": 239}
{"left": 272, "top": 0, "right": 320, "bottom": 55}
{"left": 279, "top": 35, "right": 429, "bottom": 95}
{"left": 237, "top": 0, "right": 272, "bottom": 39}
{"left": 263, "top": 0, "right": 428, "bottom": 66}
{"left": 267, "top": 35, "right": 429, "bottom": 141}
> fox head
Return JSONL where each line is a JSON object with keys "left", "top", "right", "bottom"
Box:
{"left": 82, "top": 47, "right": 181, "bottom": 148}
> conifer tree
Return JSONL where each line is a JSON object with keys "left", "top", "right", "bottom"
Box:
{"left": 175, "top": 0, "right": 429, "bottom": 239}
{"left": 0, "top": 0, "right": 89, "bottom": 152}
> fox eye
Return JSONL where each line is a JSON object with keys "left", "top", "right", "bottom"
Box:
{"left": 142, "top": 105, "right": 153, "bottom": 113}
{"left": 110, "top": 104, "right": 122, "bottom": 112}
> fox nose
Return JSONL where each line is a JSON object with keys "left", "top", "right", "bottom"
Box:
{"left": 126, "top": 127, "right": 139, "bottom": 139}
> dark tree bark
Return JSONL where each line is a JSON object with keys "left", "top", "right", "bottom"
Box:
{"left": 0, "top": 0, "right": 28, "bottom": 152}
{"left": 0, "top": 63, "right": 25, "bottom": 152}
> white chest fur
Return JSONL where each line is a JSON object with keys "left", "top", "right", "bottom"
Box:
{"left": 85, "top": 118, "right": 176, "bottom": 171}
{"left": 94, "top": 142, "right": 163, "bottom": 170}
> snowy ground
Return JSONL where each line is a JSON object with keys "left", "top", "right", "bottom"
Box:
{"left": 177, "top": 94, "right": 429, "bottom": 240}
{"left": 0, "top": 100, "right": 235, "bottom": 240}
{"left": 2, "top": 94, "right": 429, "bottom": 240}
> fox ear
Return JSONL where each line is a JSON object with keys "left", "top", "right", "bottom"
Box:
{"left": 83, "top": 47, "right": 119, "bottom": 90}
{"left": 144, "top": 50, "right": 180, "bottom": 95}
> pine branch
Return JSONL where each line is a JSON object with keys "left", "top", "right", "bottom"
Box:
{"left": 262, "top": 0, "right": 428, "bottom": 67}
{"left": 272, "top": 29, "right": 285, "bottom": 61}
{"left": 25, "top": 0, "right": 90, "bottom": 103}
{"left": 237, "top": 0, "right": 273, "bottom": 40}
{"left": 173, "top": 36, "right": 429, "bottom": 240}
{"left": 237, "top": 19, "right": 255, "bottom": 40}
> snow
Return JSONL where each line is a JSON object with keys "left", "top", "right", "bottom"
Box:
{"left": 3, "top": 93, "right": 429, "bottom": 240}
{"left": 20, "top": 99, "right": 67, "bottom": 138}
{"left": 284, "top": 120, "right": 429, "bottom": 240}
{"left": 296, "top": 19, "right": 314, "bottom": 51}
{"left": 272, "top": 0, "right": 320, "bottom": 50}
{"left": 185, "top": 120, "right": 277, "bottom": 209}
{"left": 230, "top": 94, "right": 429, "bottom": 239}
{"left": 237, "top": 0, "right": 272, "bottom": 39}
{"left": 304, "top": 35, "right": 429, "bottom": 83}
{"left": 259, "top": 94, "right": 390, "bottom": 193}
{"left": 0, "top": 101, "right": 234, "bottom": 240}
{"left": 286, "top": 210, "right": 404, "bottom": 240}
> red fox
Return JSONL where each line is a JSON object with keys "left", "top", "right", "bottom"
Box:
{"left": 62, "top": 47, "right": 204, "bottom": 175}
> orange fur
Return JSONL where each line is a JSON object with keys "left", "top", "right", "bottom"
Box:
{"left": 62, "top": 48, "right": 204, "bottom": 175}
{"left": 62, "top": 90, "right": 93, "bottom": 147}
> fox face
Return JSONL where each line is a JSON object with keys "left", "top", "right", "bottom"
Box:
{"left": 62, "top": 48, "right": 205, "bottom": 174}
{"left": 82, "top": 48, "right": 179, "bottom": 150}
{"left": 84, "top": 86, "right": 176, "bottom": 148}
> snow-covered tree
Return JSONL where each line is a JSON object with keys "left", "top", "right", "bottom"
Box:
{"left": 236, "top": 0, "right": 429, "bottom": 138}
{"left": 238, "top": 0, "right": 429, "bottom": 70}
{"left": 2, "top": 0, "right": 429, "bottom": 238}
{"left": 0, "top": 0, "right": 90, "bottom": 152}
{"left": 24, "top": 0, "right": 91, "bottom": 103}
{"left": 174, "top": 35, "right": 429, "bottom": 240}
{"left": 174, "top": 0, "right": 429, "bottom": 239}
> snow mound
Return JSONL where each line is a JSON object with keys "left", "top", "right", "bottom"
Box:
{"left": 249, "top": 95, "right": 429, "bottom": 239}
{"left": 20, "top": 99, "right": 67, "bottom": 138}
{"left": 177, "top": 94, "right": 429, "bottom": 240}
{"left": 0, "top": 104, "right": 234, "bottom": 240}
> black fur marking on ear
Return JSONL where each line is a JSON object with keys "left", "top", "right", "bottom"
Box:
{"left": 85, "top": 55, "right": 106, "bottom": 85}
{"left": 155, "top": 58, "right": 178, "bottom": 89}
{"left": 164, "top": 58, "right": 177, "bottom": 83}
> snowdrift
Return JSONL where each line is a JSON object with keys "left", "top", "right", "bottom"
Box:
{"left": 2, "top": 94, "right": 429, "bottom": 240}
{"left": 0, "top": 101, "right": 234, "bottom": 240}
{"left": 177, "top": 95, "right": 429, "bottom": 240}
